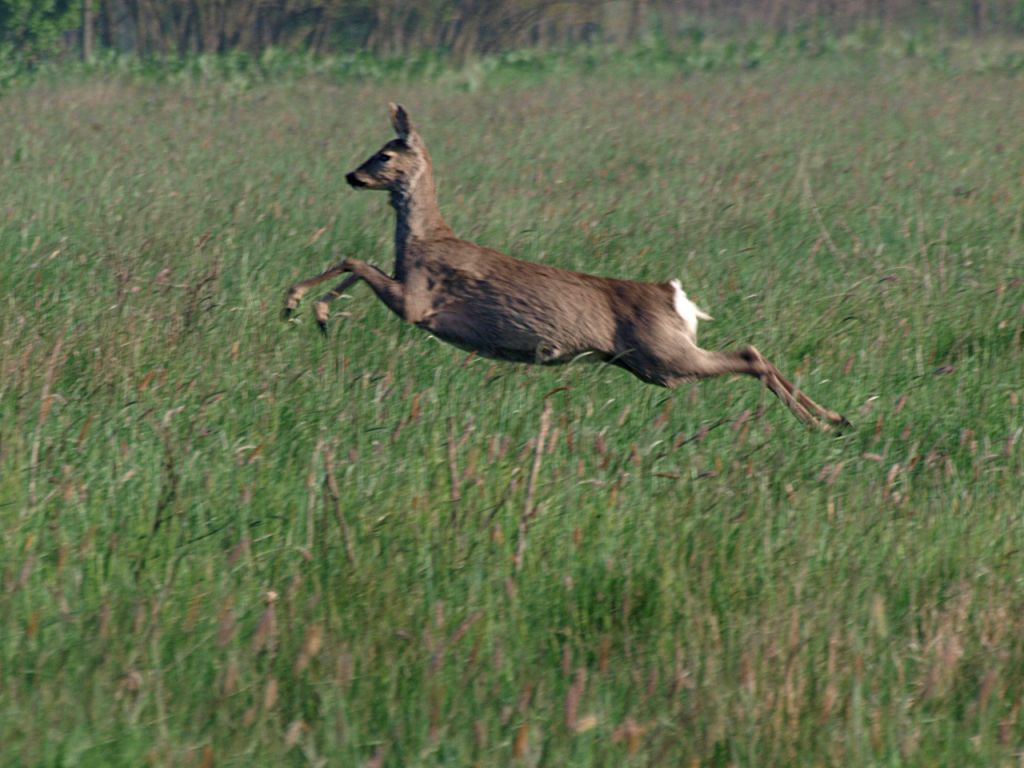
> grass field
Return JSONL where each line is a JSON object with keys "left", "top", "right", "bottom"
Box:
{"left": 1, "top": 42, "right": 1023, "bottom": 766}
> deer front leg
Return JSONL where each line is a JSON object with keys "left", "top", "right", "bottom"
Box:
{"left": 311, "top": 274, "right": 361, "bottom": 334}
{"left": 283, "top": 258, "right": 407, "bottom": 332}
{"left": 288, "top": 258, "right": 408, "bottom": 334}
{"left": 282, "top": 261, "right": 351, "bottom": 318}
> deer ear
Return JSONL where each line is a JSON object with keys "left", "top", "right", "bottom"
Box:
{"left": 389, "top": 102, "right": 414, "bottom": 141}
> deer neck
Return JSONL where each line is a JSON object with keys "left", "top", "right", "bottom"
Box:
{"left": 389, "top": 160, "right": 451, "bottom": 279}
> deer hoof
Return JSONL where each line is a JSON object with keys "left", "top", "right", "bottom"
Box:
{"left": 313, "top": 301, "right": 331, "bottom": 331}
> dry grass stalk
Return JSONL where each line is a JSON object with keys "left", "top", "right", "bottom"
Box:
{"left": 251, "top": 590, "right": 278, "bottom": 655}
{"left": 306, "top": 438, "right": 324, "bottom": 552}
{"left": 363, "top": 744, "right": 386, "bottom": 768}
{"left": 263, "top": 676, "right": 279, "bottom": 710}
{"left": 446, "top": 416, "right": 461, "bottom": 523}
{"left": 216, "top": 597, "right": 237, "bottom": 647}
{"left": 564, "top": 666, "right": 586, "bottom": 731}
{"left": 448, "top": 610, "right": 483, "bottom": 647}
{"left": 513, "top": 399, "right": 553, "bottom": 573}
{"left": 323, "top": 444, "right": 356, "bottom": 567}
{"left": 294, "top": 624, "right": 324, "bottom": 674}
{"left": 612, "top": 716, "right": 647, "bottom": 754}
{"left": 285, "top": 719, "right": 307, "bottom": 747}
{"left": 27, "top": 335, "right": 64, "bottom": 512}
{"left": 512, "top": 723, "right": 529, "bottom": 759}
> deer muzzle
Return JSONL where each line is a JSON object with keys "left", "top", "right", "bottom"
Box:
{"left": 345, "top": 171, "right": 368, "bottom": 188}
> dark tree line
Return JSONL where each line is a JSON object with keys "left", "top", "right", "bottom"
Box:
{"left": 2, "top": 0, "right": 1022, "bottom": 62}
{"left": 73, "top": 0, "right": 652, "bottom": 59}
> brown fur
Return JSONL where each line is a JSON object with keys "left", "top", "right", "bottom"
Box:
{"left": 284, "top": 104, "right": 849, "bottom": 431}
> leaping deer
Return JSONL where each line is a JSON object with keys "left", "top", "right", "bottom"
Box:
{"left": 284, "top": 104, "right": 849, "bottom": 432}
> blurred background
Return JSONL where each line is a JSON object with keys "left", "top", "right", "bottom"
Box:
{"left": 3, "top": 0, "right": 1024, "bottom": 64}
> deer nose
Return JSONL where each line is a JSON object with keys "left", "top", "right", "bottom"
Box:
{"left": 345, "top": 172, "right": 366, "bottom": 188}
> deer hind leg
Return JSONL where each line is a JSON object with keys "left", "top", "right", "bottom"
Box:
{"left": 738, "top": 346, "right": 851, "bottom": 432}
{"left": 634, "top": 341, "right": 849, "bottom": 432}
{"left": 283, "top": 258, "right": 407, "bottom": 333}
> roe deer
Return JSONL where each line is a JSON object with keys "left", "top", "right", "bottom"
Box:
{"left": 284, "top": 104, "right": 850, "bottom": 432}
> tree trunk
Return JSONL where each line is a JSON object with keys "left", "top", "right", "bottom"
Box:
{"left": 82, "top": 0, "right": 95, "bottom": 60}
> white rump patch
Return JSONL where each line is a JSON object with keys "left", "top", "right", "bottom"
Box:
{"left": 670, "top": 279, "right": 712, "bottom": 339}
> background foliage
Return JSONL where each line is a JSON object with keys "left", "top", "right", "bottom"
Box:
{"left": 2, "top": 0, "right": 1024, "bottom": 65}
{"left": 0, "top": 0, "right": 77, "bottom": 58}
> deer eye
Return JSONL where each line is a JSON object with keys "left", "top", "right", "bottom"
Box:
{"left": 376, "top": 152, "right": 391, "bottom": 163}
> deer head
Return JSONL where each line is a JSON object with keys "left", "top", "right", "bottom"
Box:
{"left": 345, "top": 103, "right": 428, "bottom": 192}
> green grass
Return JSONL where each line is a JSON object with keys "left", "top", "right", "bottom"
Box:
{"left": 1, "top": 47, "right": 1023, "bottom": 766}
